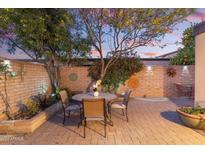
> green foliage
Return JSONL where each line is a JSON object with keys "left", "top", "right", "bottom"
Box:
{"left": 18, "top": 98, "right": 40, "bottom": 119}
{"left": 0, "top": 63, "right": 10, "bottom": 75}
{"left": 33, "top": 94, "right": 56, "bottom": 109}
{"left": 0, "top": 9, "right": 91, "bottom": 92}
{"left": 0, "top": 8, "right": 90, "bottom": 61}
{"left": 88, "top": 58, "right": 143, "bottom": 92}
{"left": 0, "top": 61, "right": 16, "bottom": 119}
{"left": 180, "top": 106, "right": 205, "bottom": 115}
{"left": 0, "top": 63, "right": 8, "bottom": 73}
{"left": 166, "top": 67, "right": 177, "bottom": 78}
{"left": 170, "top": 26, "right": 195, "bottom": 65}
{"left": 78, "top": 8, "right": 192, "bottom": 81}
{"left": 25, "top": 98, "right": 40, "bottom": 116}
{"left": 0, "top": 62, "right": 16, "bottom": 77}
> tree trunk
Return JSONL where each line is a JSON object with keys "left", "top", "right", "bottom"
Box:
{"left": 0, "top": 73, "right": 13, "bottom": 119}
{"left": 44, "top": 56, "right": 60, "bottom": 94}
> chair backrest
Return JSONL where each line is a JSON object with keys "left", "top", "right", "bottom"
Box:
{"left": 59, "top": 90, "right": 69, "bottom": 106}
{"left": 82, "top": 98, "right": 106, "bottom": 118}
{"left": 122, "top": 89, "right": 132, "bottom": 106}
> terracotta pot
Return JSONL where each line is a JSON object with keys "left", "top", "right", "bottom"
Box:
{"left": 176, "top": 108, "right": 205, "bottom": 130}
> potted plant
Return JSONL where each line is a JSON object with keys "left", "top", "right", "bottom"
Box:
{"left": 176, "top": 106, "right": 205, "bottom": 130}
{"left": 166, "top": 67, "right": 177, "bottom": 78}
{"left": 92, "top": 80, "right": 102, "bottom": 97}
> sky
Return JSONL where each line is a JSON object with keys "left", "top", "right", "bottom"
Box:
{"left": 138, "top": 8, "right": 205, "bottom": 58}
{"left": 0, "top": 8, "right": 205, "bottom": 59}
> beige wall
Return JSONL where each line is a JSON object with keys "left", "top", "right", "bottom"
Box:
{"left": 195, "top": 32, "right": 205, "bottom": 107}
{"left": 0, "top": 59, "right": 195, "bottom": 120}
{"left": 60, "top": 66, "right": 91, "bottom": 92}
{"left": 60, "top": 65, "right": 194, "bottom": 97}
{"left": 0, "top": 60, "right": 51, "bottom": 120}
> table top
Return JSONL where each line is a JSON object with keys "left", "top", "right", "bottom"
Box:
{"left": 72, "top": 92, "right": 117, "bottom": 102}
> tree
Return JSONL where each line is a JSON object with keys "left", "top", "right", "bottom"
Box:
{"left": 170, "top": 26, "right": 195, "bottom": 65}
{"left": 77, "top": 8, "right": 192, "bottom": 81}
{"left": 0, "top": 60, "right": 16, "bottom": 119}
{"left": 88, "top": 57, "right": 143, "bottom": 92}
{"left": 0, "top": 8, "right": 90, "bottom": 93}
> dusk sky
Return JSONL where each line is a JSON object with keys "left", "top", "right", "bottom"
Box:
{"left": 0, "top": 8, "right": 205, "bottom": 59}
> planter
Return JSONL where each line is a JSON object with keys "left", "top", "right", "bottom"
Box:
{"left": 0, "top": 103, "right": 62, "bottom": 134}
{"left": 176, "top": 108, "right": 205, "bottom": 130}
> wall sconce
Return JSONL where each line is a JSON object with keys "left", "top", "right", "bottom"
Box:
{"left": 146, "top": 65, "right": 153, "bottom": 76}
{"left": 183, "top": 65, "right": 188, "bottom": 71}
{"left": 182, "top": 65, "right": 189, "bottom": 74}
{"left": 147, "top": 66, "right": 152, "bottom": 71}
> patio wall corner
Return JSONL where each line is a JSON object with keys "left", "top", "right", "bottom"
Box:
{"left": 194, "top": 21, "right": 205, "bottom": 107}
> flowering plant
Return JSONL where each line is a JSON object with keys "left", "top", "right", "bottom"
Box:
{"left": 166, "top": 67, "right": 176, "bottom": 77}
{"left": 93, "top": 80, "right": 102, "bottom": 92}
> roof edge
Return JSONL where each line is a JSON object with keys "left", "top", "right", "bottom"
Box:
{"left": 193, "top": 21, "right": 205, "bottom": 36}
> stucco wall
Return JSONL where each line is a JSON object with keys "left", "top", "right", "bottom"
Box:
{"left": 195, "top": 32, "right": 205, "bottom": 107}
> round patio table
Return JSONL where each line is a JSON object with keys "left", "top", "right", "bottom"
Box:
{"left": 72, "top": 92, "right": 117, "bottom": 126}
{"left": 72, "top": 92, "right": 117, "bottom": 102}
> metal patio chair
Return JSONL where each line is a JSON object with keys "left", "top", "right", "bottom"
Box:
{"left": 108, "top": 89, "right": 132, "bottom": 122}
{"left": 59, "top": 90, "right": 82, "bottom": 125}
{"left": 82, "top": 98, "right": 107, "bottom": 138}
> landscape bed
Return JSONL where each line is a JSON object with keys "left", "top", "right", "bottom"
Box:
{"left": 0, "top": 103, "right": 61, "bottom": 134}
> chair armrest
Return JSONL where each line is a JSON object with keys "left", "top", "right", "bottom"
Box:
{"left": 115, "top": 93, "right": 124, "bottom": 98}
{"left": 108, "top": 97, "right": 123, "bottom": 105}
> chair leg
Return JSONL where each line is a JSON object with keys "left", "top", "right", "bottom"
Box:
{"left": 125, "top": 109, "right": 128, "bottom": 122}
{"left": 68, "top": 111, "right": 70, "bottom": 118}
{"left": 122, "top": 109, "right": 125, "bottom": 116}
{"left": 78, "top": 108, "right": 82, "bottom": 128}
{"left": 104, "top": 119, "right": 107, "bottom": 138}
{"left": 62, "top": 108, "right": 66, "bottom": 125}
{"left": 84, "top": 120, "right": 86, "bottom": 138}
{"left": 110, "top": 107, "right": 112, "bottom": 119}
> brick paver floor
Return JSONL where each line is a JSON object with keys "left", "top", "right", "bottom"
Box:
{"left": 1, "top": 98, "right": 205, "bottom": 145}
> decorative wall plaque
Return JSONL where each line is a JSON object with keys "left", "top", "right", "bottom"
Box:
{"left": 68, "top": 73, "right": 78, "bottom": 81}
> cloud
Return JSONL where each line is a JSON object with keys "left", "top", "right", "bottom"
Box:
{"left": 142, "top": 52, "right": 159, "bottom": 58}
{"left": 90, "top": 50, "right": 100, "bottom": 57}
{"left": 186, "top": 10, "right": 205, "bottom": 22}
{"left": 0, "top": 50, "right": 30, "bottom": 59}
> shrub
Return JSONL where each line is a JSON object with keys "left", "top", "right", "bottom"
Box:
{"left": 170, "top": 26, "right": 195, "bottom": 65}
{"left": 166, "top": 67, "right": 176, "bottom": 77}
{"left": 16, "top": 98, "right": 40, "bottom": 119}
{"left": 180, "top": 106, "right": 205, "bottom": 115}
{"left": 25, "top": 98, "right": 40, "bottom": 117}
{"left": 36, "top": 94, "right": 57, "bottom": 109}
{"left": 170, "top": 48, "right": 195, "bottom": 65}
{"left": 88, "top": 57, "right": 143, "bottom": 92}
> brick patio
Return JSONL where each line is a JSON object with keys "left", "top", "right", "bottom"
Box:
{"left": 1, "top": 98, "right": 205, "bottom": 145}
